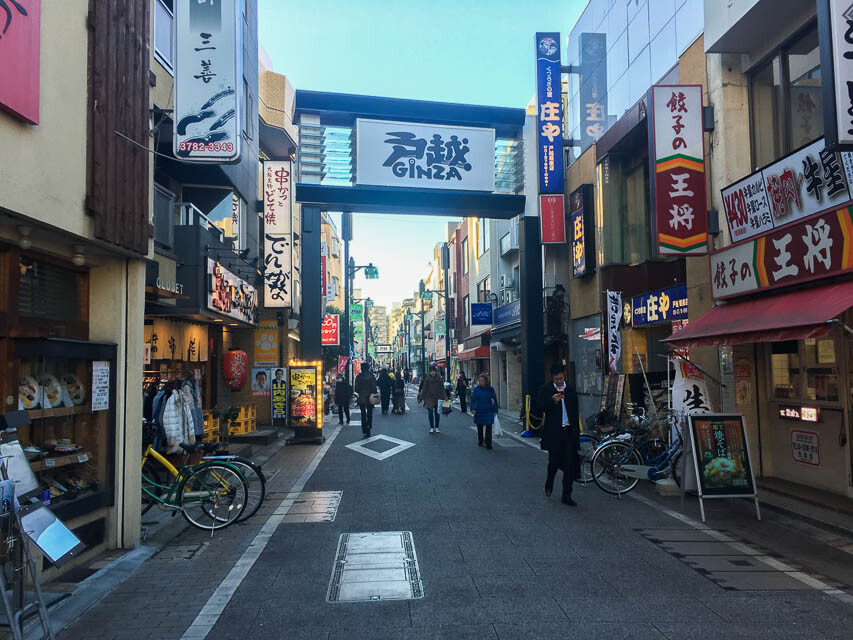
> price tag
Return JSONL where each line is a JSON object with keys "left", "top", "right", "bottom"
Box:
{"left": 77, "top": 453, "right": 89, "bottom": 464}
{"left": 44, "top": 458, "right": 56, "bottom": 467}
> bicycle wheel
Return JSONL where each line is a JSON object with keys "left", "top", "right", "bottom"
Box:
{"left": 178, "top": 462, "right": 247, "bottom": 530}
{"left": 578, "top": 434, "right": 600, "bottom": 484}
{"left": 227, "top": 458, "right": 266, "bottom": 522}
{"left": 591, "top": 441, "right": 642, "bottom": 495}
{"left": 141, "top": 460, "right": 164, "bottom": 516}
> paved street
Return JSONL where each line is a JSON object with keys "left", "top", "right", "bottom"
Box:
{"left": 59, "top": 389, "right": 853, "bottom": 640}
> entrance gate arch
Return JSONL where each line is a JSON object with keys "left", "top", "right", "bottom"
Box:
{"left": 287, "top": 91, "right": 545, "bottom": 414}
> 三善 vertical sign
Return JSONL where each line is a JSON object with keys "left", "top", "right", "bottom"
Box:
{"left": 579, "top": 32, "right": 607, "bottom": 150}
{"left": 174, "top": 0, "right": 241, "bottom": 162}
{"left": 649, "top": 85, "right": 707, "bottom": 255}
{"left": 0, "top": 0, "right": 40, "bottom": 124}
{"left": 535, "top": 32, "right": 564, "bottom": 194}
{"left": 264, "top": 160, "right": 293, "bottom": 307}
{"left": 819, "top": 0, "right": 853, "bottom": 150}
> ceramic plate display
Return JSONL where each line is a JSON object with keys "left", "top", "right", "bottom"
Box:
{"left": 19, "top": 376, "right": 41, "bottom": 410}
{"left": 61, "top": 374, "right": 86, "bottom": 406}
{"left": 39, "top": 375, "right": 62, "bottom": 409}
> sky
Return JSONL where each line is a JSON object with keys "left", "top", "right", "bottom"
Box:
{"left": 259, "top": 0, "right": 587, "bottom": 310}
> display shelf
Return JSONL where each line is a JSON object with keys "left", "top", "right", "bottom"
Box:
{"left": 25, "top": 404, "right": 91, "bottom": 420}
{"left": 30, "top": 450, "right": 91, "bottom": 472}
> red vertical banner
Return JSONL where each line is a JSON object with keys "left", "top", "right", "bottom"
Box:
{"left": 0, "top": 0, "right": 40, "bottom": 124}
{"left": 539, "top": 194, "right": 566, "bottom": 244}
{"left": 649, "top": 85, "right": 707, "bottom": 255}
{"left": 337, "top": 356, "right": 348, "bottom": 375}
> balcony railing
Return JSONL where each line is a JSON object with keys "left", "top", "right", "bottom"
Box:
{"left": 175, "top": 202, "right": 225, "bottom": 242}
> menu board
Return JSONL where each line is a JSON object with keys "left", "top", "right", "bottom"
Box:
{"left": 91, "top": 361, "right": 110, "bottom": 412}
{"left": 271, "top": 369, "right": 287, "bottom": 419}
{"left": 289, "top": 367, "right": 317, "bottom": 429}
{"left": 688, "top": 414, "right": 756, "bottom": 497}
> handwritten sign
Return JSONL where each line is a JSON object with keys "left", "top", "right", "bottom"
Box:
{"left": 91, "top": 361, "right": 110, "bottom": 412}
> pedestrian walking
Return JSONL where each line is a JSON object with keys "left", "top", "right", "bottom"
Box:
{"left": 334, "top": 374, "right": 352, "bottom": 425}
{"left": 455, "top": 373, "right": 469, "bottom": 413}
{"left": 392, "top": 369, "right": 406, "bottom": 414}
{"left": 534, "top": 363, "right": 580, "bottom": 506}
{"left": 469, "top": 373, "right": 498, "bottom": 449}
{"left": 417, "top": 365, "right": 447, "bottom": 433}
{"left": 378, "top": 367, "right": 394, "bottom": 415}
{"left": 354, "top": 364, "right": 378, "bottom": 438}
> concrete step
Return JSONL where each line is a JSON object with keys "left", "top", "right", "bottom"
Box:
{"left": 230, "top": 429, "right": 280, "bottom": 446}
{"left": 218, "top": 442, "right": 254, "bottom": 458}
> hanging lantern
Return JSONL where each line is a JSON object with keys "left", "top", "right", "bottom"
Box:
{"left": 223, "top": 349, "right": 248, "bottom": 391}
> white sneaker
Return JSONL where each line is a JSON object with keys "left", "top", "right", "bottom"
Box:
{"left": 429, "top": 427, "right": 435, "bottom": 433}
{"left": 435, "top": 428, "right": 440, "bottom": 433}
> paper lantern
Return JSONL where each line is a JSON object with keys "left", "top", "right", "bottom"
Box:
{"left": 223, "top": 349, "right": 249, "bottom": 391}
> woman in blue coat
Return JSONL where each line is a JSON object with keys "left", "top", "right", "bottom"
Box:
{"left": 469, "top": 373, "right": 498, "bottom": 449}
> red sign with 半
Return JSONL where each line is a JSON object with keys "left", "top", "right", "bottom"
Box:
{"left": 539, "top": 194, "right": 566, "bottom": 244}
{"left": 0, "top": 0, "right": 40, "bottom": 124}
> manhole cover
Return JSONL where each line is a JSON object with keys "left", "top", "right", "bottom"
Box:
{"left": 327, "top": 531, "right": 424, "bottom": 603}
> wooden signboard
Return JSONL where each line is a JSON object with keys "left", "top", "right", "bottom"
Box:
{"left": 687, "top": 414, "right": 760, "bottom": 522}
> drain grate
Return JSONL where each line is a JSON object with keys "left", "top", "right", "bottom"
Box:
{"left": 278, "top": 491, "right": 342, "bottom": 523}
{"left": 326, "top": 531, "right": 424, "bottom": 603}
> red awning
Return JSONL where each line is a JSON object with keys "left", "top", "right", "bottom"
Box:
{"left": 666, "top": 281, "right": 853, "bottom": 348}
{"left": 456, "top": 345, "right": 491, "bottom": 360}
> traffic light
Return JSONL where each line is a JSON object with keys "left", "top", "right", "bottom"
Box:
{"left": 365, "top": 264, "right": 379, "bottom": 279}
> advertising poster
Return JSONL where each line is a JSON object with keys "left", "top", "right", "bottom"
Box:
{"left": 321, "top": 314, "right": 340, "bottom": 346}
{"left": 337, "top": 356, "right": 349, "bottom": 375}
{"left": 251, "top": 368, "right": 271, "bottom": 398}
{"left": 254, "top": 322, "right": 279, "bottom": 366}
{"left": 91, "top": 361, "right": 110, "bottom": 412}
{"left": 688, "top": 415, "right": 756, "bottom": 497}
{"left": 271, "top": 368, "right": 287, "bottom": 419}
{"left": 289, "top": 367, "right": 318, "bottom": 429}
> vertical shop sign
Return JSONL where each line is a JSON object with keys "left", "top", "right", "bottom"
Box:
{"left": 91, "top": 361, "right": 110, "bottom": 412}
{"left": 174, "top": 0, "right": 241, "bottom": 162}
{"left": 570, "top": 184, "right": 594, "bottom": 277}
{"left": 649, "top": 85, "right": 708, "bottom": 255}
{"left": 535, "top": 32, "right": 564, "bottom": 194}
{"left": 321, "top": 314, "right": 340, "bottom": 346}
{"left": 263, "top": 160, "right": 293, "bottom": 307}
{"left": 539, "top": 194, "right": 566, "bottom": 243}
{"left": 819, "top": 0, "right": 853, "bottom": 150}
{"left": 271, "top": 368, "right": 287, "bottom": 419}
{"left": 579, "top": 32, "right": 607, "bottom": 150}
{"left": 606, "top": 290, "right": 621, "bottom": 373}
{"left": 337, "top": 356, "right": 349, "bottom": 375}
{"left": 672, "top": 360, "right": 712, "bottom": 415}
{"left": 0, "top": 0, "right": 40, "bottom": 124}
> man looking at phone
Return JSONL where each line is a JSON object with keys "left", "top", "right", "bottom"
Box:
{"left": 534, "top": 363, "right": 580, "bottom": 506}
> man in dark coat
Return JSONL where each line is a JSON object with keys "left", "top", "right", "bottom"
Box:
{"left": 354, "top": 364, "right": 378, "bottom": 437}
{"left": 534, "top": 363, "right": 580, "bottom": 506}
{"left": 334, "top": 374, "right": 353, "bottom": 425}
{"left": 377, "top": 368, "right": 394, "bottom": 415}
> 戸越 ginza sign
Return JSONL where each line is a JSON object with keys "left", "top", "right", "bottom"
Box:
{"left": 355, "top": 119, "right": 496, "bottom": 192}
{"left": 174, "top": 0, "right": 241, "bottom": 162}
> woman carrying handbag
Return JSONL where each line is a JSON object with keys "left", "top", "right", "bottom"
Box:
{"left": 469, "top": 373, "right": 498, "bottom": 449}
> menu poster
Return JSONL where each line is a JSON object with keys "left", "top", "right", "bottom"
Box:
{"left": 271, "top": 368, "right": 287, "bottom": 419}
{"left": 688, "top": 414, "right": 756, "bottom": 497}
{"left": 91, "top": 361, "right": 110, "bottom": 412}
{"left": 289, "top": 367, "right": 317, "bottom": 429}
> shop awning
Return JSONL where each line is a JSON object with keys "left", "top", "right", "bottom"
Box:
{"left": 665, "top": 281, "right": 853, "bottom": 348}
{"left": 456, "top": 345, "right": 491, "bottom": 360}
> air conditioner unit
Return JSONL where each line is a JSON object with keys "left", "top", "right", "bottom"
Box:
{"left": 500, "top": 273, "right": 514, "bottom": 289}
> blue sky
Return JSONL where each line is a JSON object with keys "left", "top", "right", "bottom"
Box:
{"left": 259, "top": 0, "right": 586, "bottom": 309}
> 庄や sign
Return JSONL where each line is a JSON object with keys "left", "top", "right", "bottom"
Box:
{"left": 570, "top": 185, "right": 594, "bottom": 278}
{"left": 721, "top": 137, "right": 853, "bottom": 243}
{"left": 579, "top": 32, "right": 607, "bottom": 150}
{"left": 321, "top": 314, "right": 340, "bottom": 346}
{"left": 355, "top": 119, "right": 495, "bottom": 192}
{"left": 0, "top": 0, "right": 40, "bottom": 124}
{"left": 535, "top": 32, "right": 564, "bottom": 194}
{"left": 174, "top": 0, "right": 241, "bottom": 162}
{"left": 539, "top": 194, "right": 566, "bottom": 244}
{"left": 819, "top": 0, "right": 853, "bottom": 150}
{"left": 631, "top": 285, "right": 688, "bottom": 327}
{"left": 711, "top": 204, "right": 853, "bottom": 300}
{"left": 263, "top": 160, "right": 293, "bottom": 307}
{"left": 649, "top": 85, "right": 707, "bottom": 255}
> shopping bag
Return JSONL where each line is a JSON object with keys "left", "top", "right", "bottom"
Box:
{"left": 441, "top": 398, "right": 452, "bottom": 415}
{"left": 369, "top": 393, "right": 380, "bottom": 405}
{"left": 492, "top": 415, "right": 503, "bottom": 437}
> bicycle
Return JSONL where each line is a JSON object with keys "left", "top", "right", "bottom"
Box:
{"left": 141, "top": 422, "right": 248, "bottom": 531}
{"left": 590, "top": 414, "right": 683, "bottom": 495}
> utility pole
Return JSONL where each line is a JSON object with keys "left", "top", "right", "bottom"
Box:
{"left": 342, "top": 212, "right": 352, "bottom": 383}
{"left": 441, "top": 243, "right": 451, "bottom": 379}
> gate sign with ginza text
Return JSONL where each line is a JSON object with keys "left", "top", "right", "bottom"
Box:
{"left": 355, "top": 119, "right": 496, "bottom": 192}
{"left": 649, "top": 85, "right": 708, "bottom": 255}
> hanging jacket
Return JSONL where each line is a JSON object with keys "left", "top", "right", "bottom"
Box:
{"left": 161, "top": 393, "right": 184, "bottom": 453}
{"left": 470, "top": 385, "right": 498, "bottom": 425}
{"left": 183, "top": 380, "right": 204, "bottom": 436}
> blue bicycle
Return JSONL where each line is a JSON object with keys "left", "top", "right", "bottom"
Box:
{"left": 590, "top": 416, "right": 683, "bottom": 495}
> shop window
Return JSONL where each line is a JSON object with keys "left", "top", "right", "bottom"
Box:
{"left": 771, "top": 340, "right": 801, "bottom": 400}
{"left": 803, "top": 338, "right": 839, "bottom": 402}
{"left": 749, "top": 23, "right": 822, "bottom": 168}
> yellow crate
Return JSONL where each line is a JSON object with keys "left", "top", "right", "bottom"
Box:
{"left": 248, "top": 404, "right": 257, "bottom": 419}
{"left": 229, "top": 419, "right": 249, "bottom": 436}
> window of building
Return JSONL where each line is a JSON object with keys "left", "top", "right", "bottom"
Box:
{"left": 750, "top": 24, "right": 822, "bottom": 168}
{"left": 154, "top": 0, "right": 174, "bottom": 73}
{"left": 478, "top": 219, "right": 489, "bottom": 256}
{"left": 463, "top": 295, "right": 470, "bottom": 326}
{"left": 770, "top": 337, "right": 840, "bottom": 403}
{"left": 242, "top": 77, "right": 254, "bottom": 140}
{"left": 153, "top": 183, "right": 177, "bottom": 251}
{"left": 462, "top": 238, "right": 469, "bottom": 274}
{"left": 183, "top": 187, "right": 245, "bottom": 251}
{"left": 477, "top": 276, "right": 491, "bottom": 303}
{"left": 803, "top": 338, "right": 839, "bottom": 402}
{"left": 771, "top": 341, "right": 801, "bottom": 400}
